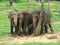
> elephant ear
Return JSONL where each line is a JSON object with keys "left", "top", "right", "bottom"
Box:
{"left": 8, "top": 10, "right": 13, "bottom": 19}
{"left": 8, "top": 11, "right": 11, "bottom": 19}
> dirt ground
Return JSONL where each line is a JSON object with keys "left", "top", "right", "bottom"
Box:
{"left": 0, "top": 22, "right": 60, "bottom": 44}
{"left": 10, "top": 22, "right": 60, "bottom": 43}
{"left": 9, "top": 22, "right": 60, "bottom": 43}
{"left": 0, "top": 32, "right": 59, "bottom": 44}
{"left": 10, "top": 32, "right": 60, "bottom": 44}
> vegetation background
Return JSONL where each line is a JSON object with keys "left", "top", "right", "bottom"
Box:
{"left": 0, "top": 0, "right": 60, "bottom": 45}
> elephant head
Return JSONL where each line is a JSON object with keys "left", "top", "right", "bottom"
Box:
{"left": 8, "top": 9, "right": 19, "bottom": 26}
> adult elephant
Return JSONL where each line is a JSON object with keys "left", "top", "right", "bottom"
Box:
{"left": 18, "top": 10, "right": 34, "bottom": 36}
{"left": 8, "top": 9, "right": 34, "bottom": 36}
{"left": 32, "top": 10, "right": 54, "bottom": 35}
{"left": 8, "top": 9, "right": 20, "bottom": 35}
{"left": 40, "top": 10, "right": 54, "bottom": 34}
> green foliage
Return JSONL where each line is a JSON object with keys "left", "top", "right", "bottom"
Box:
{"left": 0, "top": 0, "right": 8, "bottom": 2}
{"left": 0, "top": 0, "right": 60, "bottom": 3}
{"left": 51, "top": 0, "right": 60, "bottom": 1}
{"left": 23, "top": 43, "right": 60, "bottom": 45}
{"left": 1, "top": 42, "right": 60, "bottom": 45}
{"left": 14, "top": 0, "right": 27, "bottom": 3}
{"left": 0, "top": 0, "right": 28, "bottom": 3}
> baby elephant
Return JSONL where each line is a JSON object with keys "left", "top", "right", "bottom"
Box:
{"left": 28, "top": 24, "right": 34, "bottom": 35}
{"left": 8, "top": 9, "right": 19, "bottom": 35}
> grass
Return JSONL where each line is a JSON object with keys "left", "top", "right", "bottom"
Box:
{"left": 0, "top": 1, "right": 60, "bottom": 45}
{"left": 23, "top": 42, "right": 60, "bottom": 45}
{"left": 1, "top": 42, "right": 60, "bottom": 45}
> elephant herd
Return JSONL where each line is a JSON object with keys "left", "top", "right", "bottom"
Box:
{"left": 8, "top": 9, "right": 54, "bottom": 36}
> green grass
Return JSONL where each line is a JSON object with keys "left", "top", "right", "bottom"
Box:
{"left": 0, "top": 1, "right": 60, "bottom": 45}
{"left": 23, "top": 43, "right": 60, "bottom": 45}
{"left": 1, "top": 42, "right": 60, "bottom": 45}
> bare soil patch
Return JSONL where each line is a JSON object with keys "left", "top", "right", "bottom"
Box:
{"left": 0, "top": 22, "right": 60, "bottom": 44}
{"left": 10, "top": 32, "right": 60, "bottom": 44}
{"left": 0, "top": 32, "right": 60, "bottom": 44}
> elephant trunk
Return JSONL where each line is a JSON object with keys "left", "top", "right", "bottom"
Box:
{"left": 13, "top": 16, "right": 18, "bottom": 26}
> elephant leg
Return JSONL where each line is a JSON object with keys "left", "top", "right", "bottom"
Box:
{"left": 23, "top": 21, "right": 27, "bottom": 35}
{"left": 32, "top": 16, "right": 37, "bottom": 35}
{"left": 40, "top": 22, "right": 44, "bottom": 34}
{"left": 49, "top": 24, "right": 54, "bottom": 34}
{"left": 19, "top": 19, "right": 23, "bottom": 35}
{"left": 44, "top": 25, "right": 48, "bottom": 33}
{"left": 40, "top": 25, "right": 44, "bottom": 34}
{"left": 22, "top": 27, "right": 26, "bottom": 35}
{"left": 15, "top": 26, "right": 18, "bottom": 35}
{"left": 11, "top": 24, "right": 13, "bottom": 34}
{"left": 28, "top": 24, "right": 34, "bottom": 35}
{"left": 17, "top": 24, "right": 20, "bottom": 35}
{"left": 10, "top": 21, "right": 14, "bottom": 34}
{"left": 18, "top": 24, "right": 22, "bottom": 35}
{"left": 28, "top": 28, "right": 31, "bottom": 35}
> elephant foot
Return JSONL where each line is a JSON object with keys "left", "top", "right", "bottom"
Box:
{"left": 50, "top": 30, "right": 54, "bottom": 34}
{"left": 18, "top": 34, "right": 21, "bottom": 36}
{"left": 30, "top": 33, "right": 39, "bottom": 36}
{"left": 21, "top": 34, "right": 25, "bottom": 37}
{"left": 10, "top": 34, "right": 17, "bottom": 37}
{"left": 20, "top": 33, "right": 25, "bottom": 37}
{"left": 40, "top": 32, "right": 44, "bottom": 35}
{"left": 26, "top": 33, "right": 29, "bottom": 36}
{"left": 47, "top": 31, "right": 54, "bottom": 34}
{"left": 18, "top": 32, "right": 21, "bottom": 36}
{"left": 51, "top": 32, "right": 54, "bottom": 34}
{"left": 9, "top": 32, "right": 14, "bottom": 35}
{"left": 9, "top": 33, "right": 16, "bottom": 36}
{"left": 40, "top": 33, "right": 45, "bottom": 36}
{"left": 29, "top": 33, "right": 35, "bottom": 37}
{"left": 40, "top": 33, "right": 45, "bottom": 35}
{"left": 45, "top": 31, "right": 48, "bottom": 34}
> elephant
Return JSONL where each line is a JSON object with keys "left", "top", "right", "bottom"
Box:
{"left": 31, "top": 10, "right": 54, "bottom": 35}
{"left": 40, "top": 10, "right": 54, "bottom": 34}
{"left": 8, "top": 9, "right": 19, "bottom": 35}
{"left": 18, "top": 10, "right": 33, "bottom": 35}
{"left": 28, "top": 24, "right": 34, "bottom": 35}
